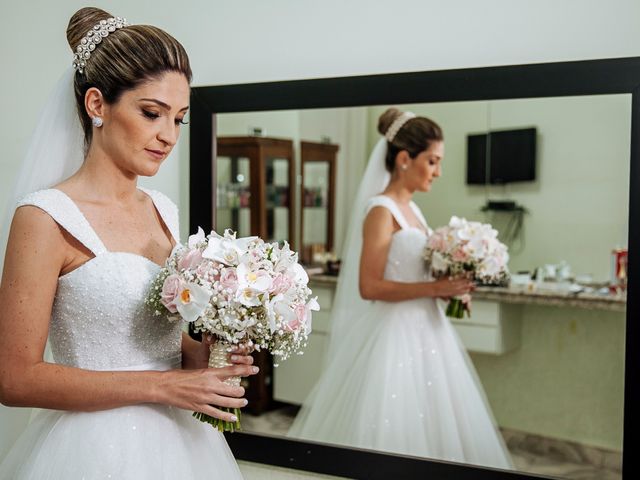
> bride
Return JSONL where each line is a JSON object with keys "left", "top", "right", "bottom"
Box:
{"left": 0, "top": 7, "right": 257, "bottom": 479}
{"left": 288, "top": 108, "right": 513, "bottom": 470}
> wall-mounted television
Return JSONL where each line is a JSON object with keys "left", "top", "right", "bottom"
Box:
{"left": 466, "top": 127, "right": 537, "bottom": 184}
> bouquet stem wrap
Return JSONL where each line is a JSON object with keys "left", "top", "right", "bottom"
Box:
{"left": 192, "top": 341, "right": 242, "bottom": 432}
{"left": 446, "top": 297, "right": 467, "bottom": 319}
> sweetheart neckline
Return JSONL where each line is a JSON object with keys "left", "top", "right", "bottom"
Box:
{"left": 58, "top": 251, "right": 163, "bottom": 282}
{"left": 392, "top": 226, "right": 429, "bottom": 237}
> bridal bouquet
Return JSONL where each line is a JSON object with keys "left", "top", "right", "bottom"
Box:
{"left": 424, "top": 216, "right": 509, "bottom": 318}
{"left": 146, "top": 227, "right": 319, "bottom": 431}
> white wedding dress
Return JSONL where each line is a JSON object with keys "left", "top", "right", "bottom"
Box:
{"left": 289, "top": 195, "right": 513, "bottom": 470}
{"left": 0, "top": 188, "right": 243, "bottom": 479}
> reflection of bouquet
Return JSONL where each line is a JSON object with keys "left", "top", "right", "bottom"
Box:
{"left": 424, "top": 216, "right": 509, "bottom": 318}
{"left": 146, "top": 228, "right": 318, "bottom": 431}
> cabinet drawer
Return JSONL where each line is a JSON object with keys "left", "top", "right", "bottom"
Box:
{"left": 310, "top": 310, "right": 332, "bottom": 334}
{"left": 453, "top": 323, "right": 501, "bottom": 354}
{"left": 274, "top": 331, "right": 327, "bottom": 404}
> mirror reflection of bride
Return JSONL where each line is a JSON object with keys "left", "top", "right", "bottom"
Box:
{"left": 289, "top": 108, "right": 513, "bottom": 470}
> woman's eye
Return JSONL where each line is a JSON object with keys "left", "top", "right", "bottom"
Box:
{"left": 175, "top": 118, "right": 189, "bottom": 126}
{"left": 142, "top": 110, "right": 159, "bottom": 120}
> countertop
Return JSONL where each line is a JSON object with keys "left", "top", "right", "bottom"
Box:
{"left": 308, "top": 274, "right": 626, "bottom": 313}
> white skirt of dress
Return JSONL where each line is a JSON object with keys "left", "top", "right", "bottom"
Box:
{"left": 0, "top": 404, "right": 243, "bottom": 479}
{"left": 0, "top": 357, "right": 243, "bottom": 480}
{"left": 288, "top": 297, "right": 513, "bottom": 471}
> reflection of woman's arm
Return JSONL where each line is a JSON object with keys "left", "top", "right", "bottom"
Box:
{"left": 359, "top": 207, "right": 473, "bottom": 302}
{"left": 0, "top": 207, "right": 254, "bottom": 421}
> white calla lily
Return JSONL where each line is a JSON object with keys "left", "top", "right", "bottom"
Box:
{"left": 175, "top": 282, "right": 211, "bottom": 323}
{"left": 304, "top": 297, "right": 320, "bottom": 334}
{"left": 431, "top": 251, "right": 449, "bottom": 273}
{"left": 237, "top": 262, "right": 273, "bottom": 292}
{"left": 188, "top": 226, "right": 206, "bottom": 249}
{"left": 202, "top": 233, "right": 258, "bottom": 266}
{"left": 235, "top": 287, "right": 262, "bottom": 307}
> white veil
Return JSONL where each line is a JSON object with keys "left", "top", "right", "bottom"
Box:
{"left": 325, "top": 138, "right": 390, "bottom": 360}
{"left": 0, "top": 67, "right": 84, "bottom": 269}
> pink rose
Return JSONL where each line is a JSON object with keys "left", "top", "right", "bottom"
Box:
{"left": 195, "top": 261, "right": 217, "bottom": 281}
{"left": 428, "top": 232, "right": 447, "bottom": 252}
{"left": 451, "top": 246, "right": 469, "bottom": 263}
{"left": 270, "top": 273, "right": 293, "bottom": 295}
{"left": 161, "top": 274, "right": 183, "bottom": 313}
{"left": 178, "top": 249, "right": 203, "bottom": 271}
{"left": 220, "top": 267, "right": 239, "bottom": 291}
{"left": 286, "top": 304, "right": 306, "bottom": 332}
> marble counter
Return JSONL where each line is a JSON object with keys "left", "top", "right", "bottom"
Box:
{"left": 308, "top": 274, "right": 626, "bottom": 313}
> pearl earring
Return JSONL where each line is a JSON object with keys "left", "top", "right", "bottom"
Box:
{"left": 92, "top": 117, "right": 103, "bottom": 128}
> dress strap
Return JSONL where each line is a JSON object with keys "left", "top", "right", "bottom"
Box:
{"left": 16, "top": 189, "right": 108, "bottom": 256}
{"left": 409, "top": 201, "right": 433, "bottom": 234}
{"left": 365, "top": 195, "right": 411, "bottom": 230}
{"left": 138, "top": 187, "right": 181, "bottom": 244}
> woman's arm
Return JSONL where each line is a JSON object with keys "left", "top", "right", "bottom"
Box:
{"left": 358, "top": 206, "right": 473, "bottom": 302}
{"left": 0, "top": 206, "right": 255, "bottom": 421}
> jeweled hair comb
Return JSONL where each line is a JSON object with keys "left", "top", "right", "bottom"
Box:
{"left": 72, "top": 17, "right": 128, "bottom": 74}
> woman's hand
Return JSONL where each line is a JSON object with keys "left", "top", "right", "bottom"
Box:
{"left": 429, "top": 277, "right": 475, "bottom": 300}
{"left": 182, "top": 333, "right": 254, "bottom": 370}
{"left": 155, "top": 363, "right": 259, "bottom": 422}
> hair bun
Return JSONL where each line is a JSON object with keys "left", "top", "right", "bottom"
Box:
{"left": 377, "top": 107, "right": 404, "bottom": 137}
{"left": 66, "top": 7, "right": 113, "bottom": 52}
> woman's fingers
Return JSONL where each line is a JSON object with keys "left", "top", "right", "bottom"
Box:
{"left": 207, "top": 380, "right": 245, "bottom": 398}
{"left": 206, "top": 393, "right": 248, "bottom": 409}
{"left": 229, "top": 353, "right": 254, "bottom": 365}
{"left": 215, "top": 364, "right": 259, "bottom": 379}
{"left": 196, "top": 404, "right": 240, "bottom": 422}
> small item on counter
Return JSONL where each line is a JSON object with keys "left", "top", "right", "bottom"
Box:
{"left": 325, "top": 259, "right": 341, "bottom": 276}
{"left": 610, "top": 248, "right": 628, "bottom": 292}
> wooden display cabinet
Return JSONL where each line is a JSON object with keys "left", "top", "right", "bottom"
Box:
{"left": 300, "top": 141, "right": 339, "bottom": 265}
{"left": 213, "top": 135, "right": 295, "bottom": 414}
{"left": 215, "top": 136, "right": 295, "bottom": 247}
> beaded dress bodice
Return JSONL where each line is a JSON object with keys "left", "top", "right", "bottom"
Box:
{"left": 365, "top": 195, "right": 434, "bottom": 283}
{"left": 17, "top": 187, "right": 183, "bottom": 371}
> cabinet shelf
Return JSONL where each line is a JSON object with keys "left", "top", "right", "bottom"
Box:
{"left": 216, "top": 136, "right": 295, "bottom": 252}
{"left": 300, "top": 141, "right": 339, "bottom": 265}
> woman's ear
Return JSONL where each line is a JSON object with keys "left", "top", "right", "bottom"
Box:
{"left": 395, "top": 150, "right": 411, "bottom": 171}
{"left": 84, "top": 87, "right": 106, "bottom": 120}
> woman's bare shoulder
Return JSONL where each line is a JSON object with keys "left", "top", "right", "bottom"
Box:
{"left": 6, "top": 205, "right": 68, "bottom": 265}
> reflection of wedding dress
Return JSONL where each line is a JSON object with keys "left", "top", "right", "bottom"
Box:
{"left": 0, "top": 188, "right": 243, "bottom": 479}
{"left": 289, "top": 195, "right": 513, "bottom": 470}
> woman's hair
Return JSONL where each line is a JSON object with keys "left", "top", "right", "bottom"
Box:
{"left": 66, "top": 7, "right": 192, "bottom": 148}
{"left": 377, "top": 108, "right": 443, "bottom": 173}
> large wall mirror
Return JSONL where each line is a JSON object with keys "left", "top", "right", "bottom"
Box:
{"left": 189, "top": 58, "right": 639, "bottom": 479}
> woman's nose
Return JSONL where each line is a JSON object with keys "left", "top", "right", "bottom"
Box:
{"left": 158, "top": 119, "right": 178, "bottom": 146}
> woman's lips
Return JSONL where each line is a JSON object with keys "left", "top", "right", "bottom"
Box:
{"left": 145, "top": 148, "right": 166, "bottom": 160}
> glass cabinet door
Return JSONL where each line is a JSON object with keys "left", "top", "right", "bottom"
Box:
{"left": 300, "top": 141, "right": 338, "bottom": 265}
{"left": 265, "top": 157, "right": 290, "bottom": 245}
{"left": 215, "top": 155, "right": 251, "bottom": 237}
{"left": 302, "top": 161, "right": 330, "bottom": 256}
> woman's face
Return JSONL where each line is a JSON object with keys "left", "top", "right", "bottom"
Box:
{"left": 405, "top": 140, "right": 444, "bottom": 192}
{"left": 95, "top": 71, "right": 190, "bottom": 177}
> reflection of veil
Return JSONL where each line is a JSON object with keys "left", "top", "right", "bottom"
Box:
{"left": 325, "top": 138, "right": 389, "bottom": 360}
{"left": 0, "top": 67, "right": 84, "bottom": 267}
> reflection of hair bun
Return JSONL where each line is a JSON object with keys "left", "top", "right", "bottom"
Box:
{"left": 377, "top": 108, "right": 404, "bottom": 137}
{"left": 66, "top": 7, "right": 112, "bottom": 53}
{"left": 376, "top": 107, "right": 444, "bottom": 173}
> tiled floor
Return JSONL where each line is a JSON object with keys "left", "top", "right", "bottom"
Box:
{"left": 241, "top": 405, "right": 622, "bottom": 480}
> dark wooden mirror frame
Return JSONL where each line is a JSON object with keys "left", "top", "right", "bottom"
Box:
{"left": 189, "top": 57, "right": 640, "bottom": 479}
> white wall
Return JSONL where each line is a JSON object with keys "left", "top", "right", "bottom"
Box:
{"left": 2, "top": 0, "right": 640, "bottom": 471}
